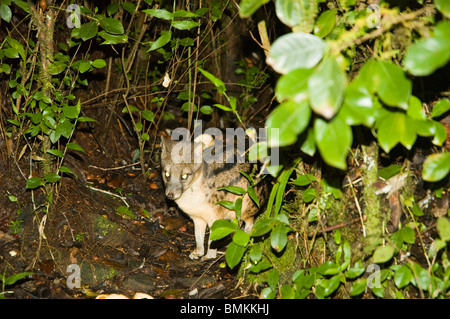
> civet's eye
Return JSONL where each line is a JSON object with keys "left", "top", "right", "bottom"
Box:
{"left": 181, "top": 173, "right": 189, "bottom": 180}
{"left": 165, "top": 171, "right": 170, "bottom": 178}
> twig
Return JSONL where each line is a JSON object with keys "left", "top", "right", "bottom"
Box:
{"left": 347, "top": 176, "right": 367, "bottom": 237}
{"left": 86, "top": 185, "right": 130, "bottom": 207}
{"left": 89, "top": 162, "right": 141, "bottom": 171}
{"left": 308, "top": 215, "right": 366, "bottom": 237}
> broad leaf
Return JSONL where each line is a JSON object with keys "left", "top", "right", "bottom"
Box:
{"left": 422, "top": 152, "right": 450, "bottom": 182}
{"left": 266, "top": 100, "right": 311, "bottom": 147}
{"left": 308, "top": 56, "right": 347, "bottom": 119}
{"left": 314, "top": 117, "right": 352, "bottom": 170}
{"left": 267, "top": 32, "right": 326, "bottom": 74}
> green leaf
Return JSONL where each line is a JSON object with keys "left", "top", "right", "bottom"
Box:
{"left": 314, "top": 9, "right": 337, "bottom": 38}
{"left": 225, "top": 242, "right": 246, "bottom": 269}
{"left": 250, "top": 259, "right": 272, "bottom": 274}
{"left": 78, "top": 116, "right": 96, "bottom": 122}
{"left": 233, "top": 229, "right": 250, "bottom": 247}
{"left": 268, "top": 268, "right": 279, "bottom": 291}
{"left": 99, "top": 17, "right": 124, "bottom": 34}
{"left": 98, "top": 31, "right": 128, "bottom": 45}
{"left": 142, "top": 8, "right": 173, "bottom": 20}
{"left": 142, "top": 110, "right": 154, "bottom": 122}
{"left": 26, "top": 177, "right": 44, "bottom": 189}
{"left": 404, "top": 26, "right": 450, "bottom": 76}
{"left": 346, "top": 261, "right": 366, "bottom": 279}
{"left": 2, "top": 272, "right": 33, "bottom": 286}
{"left": 116, "top": 205, "right": 134, "bottom": 219}
{"left": 431, "top": 98, "right": 450, "bottom": 118}
{"left": 280, "top": 285, "right": 295, "bottom": 299}
{"left": 339, "top": 82, "right": 376, "bottom": 127}
{"left": 399, "top": 226, "right": 416, "bottom": 244}
{"left": 308, "top": 56, "right": 347, "bottom": 119}
{"left": 59, "top": 165, "right": 76, "bottom": 177}
{"left": 410, "top": 262, "right": 430, "bottom": 291}
{"left": 78, "top": 21, "right": 98, "bottom": 41}
{"left": 106, "top": 3, "right": 119, "bottom": 16}
{"left": 63, "top": 105, "right": 79, "bottom": 119}
{"left": 318, "top": 261, "right": 340, "bottom": 275}
{"left": 378, "top": 164, "right": 402, "bottom": 179}
{"left": 4, "top": 47, "right": 18, "bottom": 59}
{"left": 322, "top": 274, "right": 342, "bottom": 297}
{"left": 148, "top": 30, "right": 172, "bottom": 51}
{"left": 275, "top": 68, "right": 313, "bottom": 102}
{"left": 67, "top": 143, "right": 85, "bottom": 153}
{"left": 275, "top": 0, "right": 318, "bottom": 31}
{"left": 373, "top": 245, "right": 395, "bottom": 263}
{"left": 314, "top": 117, "right": 352, "bottom": 170}
{"left": 78, "top": 61, "right": 91, "bottom": 73}
{"left": 375, "top": 61, "right": 411, "bottom": 109}
{"left": 267, "top": 32, "right": 326, "bottom": 74}
{"left": 215, "top": 200, "right": 235, "bottom": 210}
{"left": 437, "top": 217, "right": 450, "bottom": 242}
{"left": 44, "top": 172, "right": 61, "bottom": 183}
{"left": 293, "top": 174, "right": 317, "bottom": 186}
{"left": 0, "top": 3, "right": 12, "bottom": 23}
{"left": 266, "top": 100, "right": 311, "bottom": 147}
{"left": 121, "top": 2, "right": 136, "bottom": 15}
{"left": 46, "top": 149, "right": 64, "bottom": 158}
{"left": 270, "top": 222, "right": 289, "bottom": 252}
{"left": 217, "top": 186, "right": 246, "bottom": 195}
{"left": 171, "top": 20, "right": 200, "bottom": 30}
{"left": 239, "top": 0, "right": 270, "bottom": 18}
{"left": 91, "top": 59, "right": 106, "bottom": 68}
{"left": 250, "top": 218, "right": 276, "bottom": 237}
{"left": 200, "top": 105, "right": 213, "bottom": 115}
{"left": 249, "top": 243, "right": 262, "bottom": 263}
{"left": 173, "top": 10, "right": 201, "bottom": 18}
{"left": 302, "top": 188, "right": 317, "bottom": 203}
{"left": 349, "top": 278, "right": 367, "bottom": 296}
{"left": 377, "top": 112, "right": 416, "bottom": 153}
{"left": 422, "top": 152, "right": 450, "bottom": 182}
{"left": 56, "top": 119, "right": 74, "bottom": 139}
{"left": 6, "top": 36, "right": 26, "bottom": 61}
{"left": 198, "top": 67, "right": 226, "bottom": 94}
{"left": 435, "top": 0, "right": 450, "bottom": 18}
{"left": 247, "top": 186, "right": 259, "bottom": 208}
{"left": 210, "top": 219, "right": 240, "bottom": 240}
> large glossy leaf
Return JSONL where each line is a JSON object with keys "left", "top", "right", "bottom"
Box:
{"left": 275, "top": 0, "right": 318, "bottom": 32}
{"left": 435, "top": 0, "right": 450, "bottom": 18}
{"left": 225, "top": 242, "right": 246, "bottom": 269}
{"left": 377, "top": 111, "right": 416, "bottom": 153}
{"left": 308, "top": 56, "right": 347, "bottom": 119}
{"left": 99, "top": 17, "right": 124, "bottom": 34}
{"left": 266, "top": 100, "right": 311, "bottom": 147}
{"left": 266, "top": 32, "right": 326, "bottom": 74}
{"left": 239, "top": 0, "right": 270, "bottom": 17}
{"left": 275, "top": 68, "right": 313, "bottom": 102}
{"left": 404, "top": 36, "right": 450, "bottom": 77}
{"left": 314, "top": 9, "right": 337, "bottom": 38}
{"left": 422, "top": 152, "right": 450, "bottom": 182}
{"left": 314, "top": 117, "right": 352, "bottom": 170}
{"left": 375, "top": 61, "right": 411, "bottom": 109}
{"left": 77, "top": 21, "right": 98, "bottom": 41}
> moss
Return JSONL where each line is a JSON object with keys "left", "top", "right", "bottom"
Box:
{"left": 361, "top": 143, "right": 383, "bottom": 246}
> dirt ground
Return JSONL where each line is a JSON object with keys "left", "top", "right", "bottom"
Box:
{"left": 0, "top": 106, "right": 251, "bottom": 299}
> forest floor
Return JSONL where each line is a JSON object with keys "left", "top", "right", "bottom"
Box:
{"left": 0, "top": 103, "right": 249, "bottom": 299}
